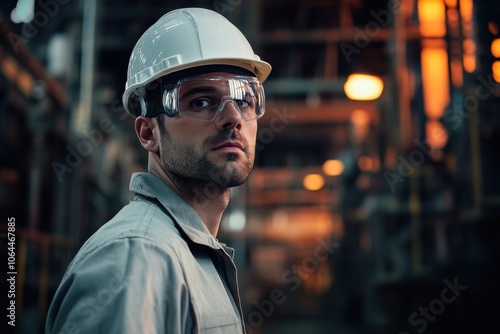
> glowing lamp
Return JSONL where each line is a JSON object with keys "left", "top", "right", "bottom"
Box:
{"left": 492, "top": 61, "right": 500, "bottom": 83}
{"left": 322, "top": 160, "right": 345, "bottom": 176}
{"left": 344, "top": 74, "right": 384, "bottom": 101}
{"left": 418, "top": 0, "right": 446, "bottom": 37}
{"left": 491, "top": 39, "right": 500, "bottom": 58}
{"left": 303, "top": 174, "right": 325, "bottom": 191}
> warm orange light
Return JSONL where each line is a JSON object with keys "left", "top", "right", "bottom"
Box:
{"left": 323, "top": 160, "right": 345, "bottom": 176}
{"left": 493, "top": 73, "right": 500, "bottom": 84}
{"left": 492, "top": 61, "right": 500, "bottom": 83}
{"left": 272, "top": 210, "right": 289, "bottom": 229}
{"left": 357, "top": 156, "right": 381, "bottom": 172}
{"left": 446, "top": 9, "right": 459, "bottom": 37}
{"left": 491, "top": 39, "right": 500, "bottom": 58}
{"left": 418, "top": 0, "right": 446, "bottom": 37}
{"left": 459, "top": 0, "right": 473, "bottom": 22}
{"left": 350, "top": 109, "right": 371, "bottom": 143}
{"left": 358, "top": 156, "right": 373, "bottom": 171}
{"left": 350, "top": 109, "right": 370, "bottom": 125}
{"left": 426, "top": 120, "right": 448, "bottom": 149}
{"left": 343, "top": 74, "right": 384, "bottom": 101}
{"left": 463, "top": 39, "right": 476, "bottom": 54}
{"left": 489, "top": 22, "right": 499, "bottom": 35}
{"left": 463, "top": 53, "right": 476, "bottom": 73}
{"left": 450, "top": 58, "right": 463, "bottom": 88}
{"left": 421, "top": 42, "right": 450, "bottom": 119}
{"left": 2, "top": 56, "right": 19, "bottom": 81}
{"left": 460, "top": 0, "right": 474, "bottom": 37}
{"left": 444, "top": 0, "right": 457, "bottom": 8}
{"left": 17, "top": 71, "right": 34, "bottom": 96}
{"left": 447, "top": 8, "right": 459, "bottom": 24}
{"left": 303, "top": 174, "right": 325, "bottom": 191}
{"left": 462, "top": 38, "right": 477, "bottom": 73}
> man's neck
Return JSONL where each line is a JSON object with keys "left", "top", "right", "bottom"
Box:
{"left": 148, "top": 159, "right": 230, "bottom": 238}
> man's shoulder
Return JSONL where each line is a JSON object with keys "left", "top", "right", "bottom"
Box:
{"left": 46, "top": 198, "right": 194, "bottom": 334}
{"left": 99, "top": 197, "right": 181, "bottom": 239}
{"left": 69, "top": 197, "right": 188, "bottom": 270}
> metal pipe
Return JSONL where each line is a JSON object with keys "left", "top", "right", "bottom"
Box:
{"left": 72, "top": 0, "right": 97, "bottom": 134}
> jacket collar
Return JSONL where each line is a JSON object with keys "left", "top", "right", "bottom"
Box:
{"left": 129, "top": 172, "right": 225, "bottom": 250}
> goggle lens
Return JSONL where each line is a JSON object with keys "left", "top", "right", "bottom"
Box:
{"left": 163, "top": 76, "right": 265, "bottom": 121}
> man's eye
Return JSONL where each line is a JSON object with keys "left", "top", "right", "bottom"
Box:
{"left": 192, "top": 99, "right": 211, "bottom": 108}
{"left": 238, "top": 98, "right": 257, "bottom": 109}
{"left": 237, "top": 100, "right": 252, "bottom": 108}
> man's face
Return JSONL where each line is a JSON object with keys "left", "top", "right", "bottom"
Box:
{"left": 157, "top": 72, "right": 259, "bottom": 189}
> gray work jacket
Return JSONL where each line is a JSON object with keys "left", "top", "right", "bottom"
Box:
{"left": 46, "top": 172, "right": 246, "bottom": 334}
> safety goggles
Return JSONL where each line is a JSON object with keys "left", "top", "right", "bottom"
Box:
{"left": 162, "top": 75, "right": 265, "bottom": 121}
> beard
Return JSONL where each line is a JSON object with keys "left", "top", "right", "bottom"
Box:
{"left": 159, "top": 128, "right": 255, "bottom": 190}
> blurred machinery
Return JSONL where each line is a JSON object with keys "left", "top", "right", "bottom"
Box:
{"left": 1, "top": 0, "right": 499, "bottom": 333}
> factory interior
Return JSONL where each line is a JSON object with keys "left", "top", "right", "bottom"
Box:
{"left": 1, "top": 0, "right": 500, "bottom": 333}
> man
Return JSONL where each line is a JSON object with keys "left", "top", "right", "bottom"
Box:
{"left": 46, "top": 7, "right": 271, "bottom": 334}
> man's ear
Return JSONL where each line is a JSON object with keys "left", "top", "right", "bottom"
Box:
{"left": 135, "top": 116, "right": 160, "bottom": 153}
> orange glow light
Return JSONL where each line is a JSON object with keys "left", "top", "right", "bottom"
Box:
{"left": 2, "top": 56, "right": 19, "bottom": 81}
{"left": 459, "top": 0, "right": 473, "bottom": 22}
{"left": 444, "top": 0, "right": 457, "bottom": 8}
{"left": 494, "top": 73, "right": 500, "bottom": 84}
{"left": 446, "top": 8, "right": 459, "bottom": 29}
{"left": 421, "top": 42, "right": 450, "bottom": 119}
{"left": 491, "top": 39, "right": 500, "bottom": 58}
{"left": 462, "top": 38, "right": 477, "bottom": 73}
{"left": 303, "top": 174, "right": 325, "bottom": 191}
{"left": 426, "top": 120, "right": 448, "bottom": 149}
{"left": 350, "top": 109, "right": 371, "bottom": 143}
{"left": 492, "top": 61, "right": 500, "bottom": 83}
{"left": 489, "top": 22, "right": 499, "bottom": 35}
{"left": 358, "top": 156, "right": 373, "bottom": 172}
{"left": 447, "top": 8, "right": 459, "bottom": 24}
{"left": 446, "top": 9, "right": 459, "bottom": 37}
{"left": 463, "top": 53, "right": 476, "bottom": 73}
{"left": 418, "top": 0, "right": 446, "bottom": 37}
{"left": 350, "top": 109, "right": 370, "bottom": 125}
{"left": 463, "top": 39, "right": 476, "bottom": 54}
{"left": 450, "top": 58, "right": 463, "bottom": 88}
{"left": 343, "top": 74, "right": 384, "bottom": 101}
{"left": 17, "top": 71, "right": 34, "bottom": 96}
{"left": 323, "top": 160, "right": 345, "bottom": 176}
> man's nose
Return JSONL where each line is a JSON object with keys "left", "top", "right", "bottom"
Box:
{"left": 215, "top": 100, "right": 243, "bottom": 130}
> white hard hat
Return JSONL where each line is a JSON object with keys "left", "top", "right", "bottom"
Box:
{"left": 122, "top": 7, "right": 272, "bottom": 116}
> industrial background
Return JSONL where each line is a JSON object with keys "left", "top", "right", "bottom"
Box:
{"left": 1, "top": 0, "right": 499, "bottom": 333}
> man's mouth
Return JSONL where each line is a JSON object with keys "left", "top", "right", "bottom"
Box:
{"left": 212, "top": 141, "right": 244, "bottom": 153}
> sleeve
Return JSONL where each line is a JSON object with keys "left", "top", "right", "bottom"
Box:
{"left": 46, "top": 237, "right": 193, "bottom": 334}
